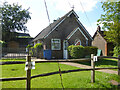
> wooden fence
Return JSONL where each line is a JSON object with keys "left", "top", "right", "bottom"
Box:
{"left": 2, "top": 48, "right": 27, "bottom": 59}
{"left": 0, "top": 54, "right": 120, "bottom": 90}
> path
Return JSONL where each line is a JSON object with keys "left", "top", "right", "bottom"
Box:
{"left": 34, "top": 59, "right": 118, "bottom": 75}
{"left": 60, "top": 62, "right": 118, "bottom": 74}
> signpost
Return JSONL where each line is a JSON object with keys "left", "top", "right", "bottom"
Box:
{"left": 25, "top": 55, "right": 35, "bottom": 90}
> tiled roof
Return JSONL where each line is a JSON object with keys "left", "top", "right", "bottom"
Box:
{"left": 33, "top": 10, "right": 76, "bottom": 41}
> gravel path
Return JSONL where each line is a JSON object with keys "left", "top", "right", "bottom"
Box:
{"left": 60, "top": 62, "right": 118, "bottom": 74}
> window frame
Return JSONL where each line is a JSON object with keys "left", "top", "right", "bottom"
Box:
{"left": 51, "top": 39, "right": 61, "bottom": 50}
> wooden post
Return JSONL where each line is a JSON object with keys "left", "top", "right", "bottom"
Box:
{"left": 26, "top": 55, "right": 31, "bottom": 90}
{"left": 118, "top": 55, "right": 120, "bottom": 88}
{"left": 91, "top": 54, "right": 95, "bottom": 83}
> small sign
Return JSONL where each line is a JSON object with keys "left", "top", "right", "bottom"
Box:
{"left": 25, "top": 61, "right": 35, "bottom": 71}
{"left": 93, "top": 56, "right": 98, "bottom": 61}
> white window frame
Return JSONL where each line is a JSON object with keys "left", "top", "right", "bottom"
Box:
{"left": 75, "top": 39, "right": 81, "bottom": 46}
{"left": 51, "top": 39, "right": 61, "bottom": 50}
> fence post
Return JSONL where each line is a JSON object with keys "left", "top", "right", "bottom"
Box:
{"left": 26, "top": 55, "right": 31, "bottom": 90}
{"left": 118, "top": 55, "right": 120, "bottom": 88}
{"left": 91, "top": 54, "right": 95, "bottom": 83}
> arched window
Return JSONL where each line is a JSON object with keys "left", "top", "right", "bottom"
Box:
{"left": 75, "top": 39, "right": 81, "bottom": 45}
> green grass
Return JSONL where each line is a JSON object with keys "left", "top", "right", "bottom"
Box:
{"left": 0, "top": 58, "right": 26, "bottom": 62}
{"left": 0, "top": 61, "right": 119, "bottom": 88}
{"left": 76, "top": 58, "right": 118, "bottom": 68}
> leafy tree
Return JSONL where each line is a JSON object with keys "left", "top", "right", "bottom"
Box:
{"left": 97, "top": 1, "right": 120, "bottom": 56}
{"left": 1, "top": 2, "right": 31, "bottom": 42}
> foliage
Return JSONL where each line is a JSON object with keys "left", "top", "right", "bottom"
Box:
{"left": 68, "top": 45, "right": 98, "bottom": 59}
{"left": 97, "top": 1, "right": 120, "bottom": 56}
{"left": 84, "top": 46, "right": 98, "bottom": 56}
{"left": 0, "top": 40, "right": 6, "bottom": 47}
{"left": 0, "top": 40, "right": 4, "bottom": 45}
{"left": 17, "top": 36, "right": 33, "bottom": 38}
{"left": 1, "top": 2, "right": 31, "bottom": 41}
{"left": 34, "top": 43, "right": 43, "bottom": 58}
{"left": 68, "top": 45, "right": 84, "bottom": 58}
{"left": 26, "top": 44, "right": 33, "bottom": 49}
{"left": 34, "top": 43, "right": 43, "bottom": 50}
{"left": 113, "top": 46, "right": 120, "bottom": 57}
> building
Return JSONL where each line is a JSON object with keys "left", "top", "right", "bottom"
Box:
{"left": 33, "top": 10, "right": 92, "bottom": 59}
{"left": 92, "top": 26, "right": 114, "bottom": 56}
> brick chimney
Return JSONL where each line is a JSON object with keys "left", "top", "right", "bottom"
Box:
{"left": 97, "top": 25, "right": 101, "bottom": 32}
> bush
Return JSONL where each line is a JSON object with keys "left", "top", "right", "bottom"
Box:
{"left": 68, "top": 45, "right": 84, "bottom": 59}
{"left": 34, "top": 43, "right": 43, "bottom": 58}
{"left": 26, "top": 44, "right": 33, "bottom": 49}
{"left": 68, "top": 45, "right": 98, "bottom": 59}
{"left": 34, "top": 43, "right": 43, "bottom": 50}
{"left": 113, "top": 46, "right": 120, "bottom": 57}
{"left": 84, "top": 46, "right": 98, "bottom": 56}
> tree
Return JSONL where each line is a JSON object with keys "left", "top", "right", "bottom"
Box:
{"left": 1, "top": 2, "right": 31, "bottom": 42}
{"left": 97, "top": 1, "right": 120, "bottom": 56}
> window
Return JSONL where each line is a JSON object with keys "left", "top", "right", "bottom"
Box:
{"left": 51, "top": 39, "right": 61, "bottom": 50}
{"left": 75, "top": 39, "right": 81, "bottom": 45}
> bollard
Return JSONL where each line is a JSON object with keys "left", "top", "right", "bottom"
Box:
{"left": 26, "top": 55, "right": 31, "bottom": 90}
{"left": 91, "top": 54, "right": 95, "bottom": 83}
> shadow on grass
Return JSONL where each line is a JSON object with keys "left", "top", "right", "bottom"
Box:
{"left": 75, "top": 58, "right": 117, "bottom": 67}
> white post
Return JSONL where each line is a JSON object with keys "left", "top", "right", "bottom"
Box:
{"left": 91, "top": 54, "right": 95, "bottom": 83}
{"left": 0, "top": 11, "right": 2, "bottom": 90}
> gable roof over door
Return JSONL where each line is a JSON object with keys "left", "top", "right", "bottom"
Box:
{"left": 33, "top": 10, "right": 92, "bottom": 42}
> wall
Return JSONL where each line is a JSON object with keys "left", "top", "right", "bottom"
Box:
{"left": 8, "top": 41, "right": 19, "bottom": 48}
{"left": 43, "top": 13, "right": 92, "bottom": 59}
{"left": 92, "top": 32, "right": 106, "bottom": 56}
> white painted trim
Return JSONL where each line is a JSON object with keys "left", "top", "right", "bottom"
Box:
{"left": 67, "top": 27, "right": 88, "bottom": 40}
{"left": 77, "top": 19, "right": 93, "bottom": 40}
{"left": 44, "top": 10, "right": 79, "bottom": 39}
{"left": 67, "top": 10, "right": 79, "bottom": 18}
{"left": 51, "top": 39, "right": 61, "bottom": 50}
{"left": 75, "top": 40, "right": 81, "bottom": 45}
{"left": 44, "top": 18, "right": 65, "bottom": 39}
{"left": 63, "top": 40, "right": 68, "bottom": 59}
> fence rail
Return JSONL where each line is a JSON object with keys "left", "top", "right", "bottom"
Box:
{"left": 2, "top": 48, "right": 27, "bottom": 59}
{"left": 0, "top": 54, "right": 120, "bottom": 89}
{"left": 0, "top": 58, "right": 90, "bottom": 65}
{"left": 1, "top": 67, "right": 119, "bottom": 81}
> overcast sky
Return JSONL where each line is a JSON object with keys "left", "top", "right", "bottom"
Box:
{"left": 1, "top": 0, "right": 106, "bottom": 37}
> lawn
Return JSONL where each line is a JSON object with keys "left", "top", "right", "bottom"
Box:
{"left": 0, "top": 59, "right": 119, "bottom": 88}
{"left": 0, "top": 58, "right": 26, "bottom": 62}
{"left": 76, "top": 58, "right": 118, "bottom": 68}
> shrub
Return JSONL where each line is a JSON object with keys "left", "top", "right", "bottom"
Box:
{"left": 68, "top": 45, "right": 98, "bottom": 59}
{"left": 34, "top": 43, "right": 43, "bottom": 50}
{"left": 34, "top": 43, "right": 43, "bottom": 58}
{"left": 84, "top": 46, "right": 98, "bottom": 56}
{"left": 26, "top": 44, "right": 33, "bottom": 49}
{"left": 68, "top": 45, "right": 84, "bottom": 59}
{"left": 113, "top": 46, "right": 120, "bottom": 57}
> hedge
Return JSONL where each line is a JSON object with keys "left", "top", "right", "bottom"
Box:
{"left": 68, "top": 45, "right": 98, "bottom": 59}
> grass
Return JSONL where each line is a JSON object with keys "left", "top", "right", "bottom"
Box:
{"left": 0, "top": 59, "right": 119, "bottom": 88}
{"left": 76, "top": 58, "right": 118, "bottom": 68}
{"left": 0, "top": 58, "right": 26, "bottom": 62}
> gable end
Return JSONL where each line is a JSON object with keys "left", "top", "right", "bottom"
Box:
{"left": 67, "top": 27, "right": 88, "bottom": 40}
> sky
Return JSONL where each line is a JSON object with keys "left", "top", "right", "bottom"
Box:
{"left": 0, "top": 0, "right": 105, "bottom": 37}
